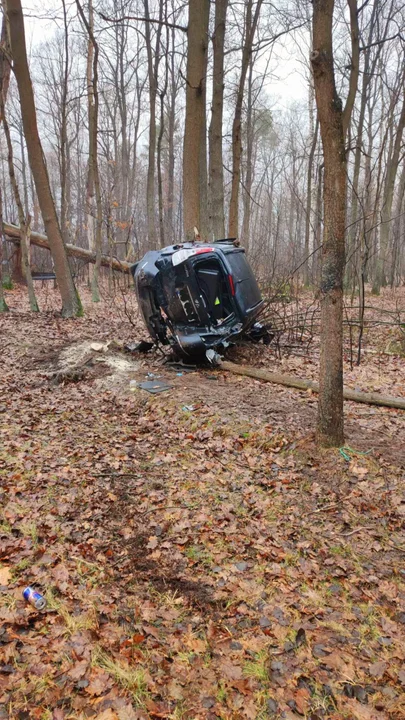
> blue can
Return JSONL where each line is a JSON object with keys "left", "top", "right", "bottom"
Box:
{"left": 23, "top": 586, "right": 47, "bottom": 610}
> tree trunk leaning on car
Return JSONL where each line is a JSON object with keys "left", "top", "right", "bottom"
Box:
{"left": 5, "top": 0, "right": 82, "bottom": 317}
{"left": 311, "top": 0, "right": 359, "bottom": 446}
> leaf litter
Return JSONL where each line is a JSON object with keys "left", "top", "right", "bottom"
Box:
{"left": 0, "top": 286, "right": 405, "bottom": 719}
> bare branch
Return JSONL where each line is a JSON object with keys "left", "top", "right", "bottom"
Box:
{"left": 342, "top": 0, "right": 359, "bottom": 138}
{"left": 98, "top": 11, "right": 187, "bottom": 33}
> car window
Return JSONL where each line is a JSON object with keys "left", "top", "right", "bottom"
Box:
{"left": 227, "top": 252, "right": 262, "bottom": 309}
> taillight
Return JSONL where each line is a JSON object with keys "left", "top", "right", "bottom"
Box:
{"left": 195, "top": 247, "right": 214, "bottom": 255}
{"left": 228, "top": 274, "right": 235, "bottom": 295}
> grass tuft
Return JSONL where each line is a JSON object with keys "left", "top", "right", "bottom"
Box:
{"left": 45, "top": 590, "right": 98, "bottom": 635}
{"left": 92, "top": 646, "right": 148, "bottom": 704}
{"left": 243, "top": 649, "right": 269, "bottom": 682}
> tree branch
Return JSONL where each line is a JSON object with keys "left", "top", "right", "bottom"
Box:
{"left": 342, "top": 0, "right": 359, "bottom": 138}
{"left": 98, "top": 11, "right": 187, "bottom": 33}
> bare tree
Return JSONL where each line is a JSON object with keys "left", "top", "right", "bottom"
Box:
{"left": 304, "top": 85, "right": 319, "bottom": 287}
{"left": 0, "top": 180, "right": 7, "bottom": 312}
{"left": 157, "top": 17, "right": 169, "bottom": 248}
{"left": 0, "top": 10, "right": 21, "bottom": 285}
{"left": 228, "top": 0, "right": 263, "bottom": 238}
{"left": 311, "top": 0, "right": 359, "bottom": 446}
{"left": 0, "top": 64, "right": 38, "bottom": 311}
{"left": 144, "top": 0, "right": 163, "bottom": 248}
{"left": 208, "top": 0, "right": 228, "bottom": 239}
{"left": 76, "top": 0, "right": 102, "bottom": 301}
{"left": 375, "top": 68, "right": 405, "bottom": 291}
{"left": 5, "top": 0, "right": 82, "bottom": 316}
{"left": 183, "top": 0, "right": 209, "bottom": 240}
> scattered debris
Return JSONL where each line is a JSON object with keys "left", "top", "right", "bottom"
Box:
{"left": 90, "top": 342, "right": 106, "bottom": 352}
{"left": 124, "top": 340, "right": 154, "bottom": 353}
{"left": 22, "top": 586, "right": 47, "bottom": 610}
{"left": 138, "top": 379, "right": 172, "bottom": 394}
{"left": 166, "top": 361, "right": 197, "bottom": 373}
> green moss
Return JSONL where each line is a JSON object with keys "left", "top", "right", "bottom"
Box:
{"left": 2, "top": 275, "right": 13, "bottom": 290}
{"left": 91, "top": 277, "right": 100, "bottom": 303}
{"left": 75, "top": 289, "right": 84, "bottom": 316}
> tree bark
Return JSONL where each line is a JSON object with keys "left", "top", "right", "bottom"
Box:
{"left": 0, "top": 12, "right": 11, "bottom": 122}
{"left": 228, "top": 0, "right": 263, "bottom": 238}
{"left": 241, "top": 54, "right": 255, "bottom": 252}
{"left": 304, "top": 110, "right": 319, "bottom": 287}
{"left": 166, "top": 24, "right": 176, "bottom": 242}
{"left": 0, "top": 182, "right": 8, "bottom": 312}
{"left": 390, "top": 158, "right": 405, "bottom": 287}
{"left": 4, "top": 222, "right": 132, "bottom": 273}
{"left": 183, "top": 0, "right": 210, "bottom": 241}
{"left": 346, "top": 1, "right": 388, "bottom": 292}
{"left": 157, "top": 21, "right": 169, "bottom": 248}
{"left": 144, "top": 0, "right": 162, "bottom": 248}
{"left": 5, "top": 0, "right": 81, "bottom": 317}
{"left": 0, "top": 67, "right": 38, "bottom": 311}
{"left": 342, "top": 0, "right": 359, "bottom": 138}
{"left": 85, "top": 0, "right": 95, "bottom": 264}
{"left": 208, "top": 0, "right": 228, "bottom": 240}
{"left": 375, "top": 82, "right": 405, "bottom": 290}
{"left": 76, "top": 0, "right": 103, "bottom": 302}
{"left": 220, "top": 361, "right": 405, "bottom": 411}
{"left": 311, "top": 0, "right": 356, "bottom": 446}
{"left": 60, "top": 0, "right": 70, "bottom": 245}
{"left": 0, "top": 11, "right": 21, "bottom": 285}
{"left": 0, "top": 11, "right": 37, "bottom": 310}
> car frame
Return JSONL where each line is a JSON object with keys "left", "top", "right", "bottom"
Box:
{"left": 131, "top": 239, "right": 265, "bottom": 360}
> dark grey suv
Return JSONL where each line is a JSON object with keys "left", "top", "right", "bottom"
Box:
{"left": 132, "top": 239, "right": 267, "bottom": 359}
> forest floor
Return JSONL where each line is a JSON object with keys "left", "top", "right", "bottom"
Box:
{"left": 1, "top": 284, "right": 405, "bottom": 720}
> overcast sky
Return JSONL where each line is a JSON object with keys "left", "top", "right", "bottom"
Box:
{"left": 21, "top": 0, "right": 309, "bottom": 109}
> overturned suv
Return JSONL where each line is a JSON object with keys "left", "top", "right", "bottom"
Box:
{"left": 131, "top": 239, "right": 269, "bottom": 360}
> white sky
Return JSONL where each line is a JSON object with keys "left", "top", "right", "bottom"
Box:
{"left": 22, "top": 0, "right": 309, "bottom": 108}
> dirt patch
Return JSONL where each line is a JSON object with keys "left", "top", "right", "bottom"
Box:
{"left": 32, "top": 339, "right": 140, "bottom": 386}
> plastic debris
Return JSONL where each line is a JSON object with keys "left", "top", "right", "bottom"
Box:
{"left": 166, "top": 361, "right": 197, "bottom": 373}
{"left": 206, "top": 349, "right": 222, "bottom": 366}
{"left": 138, "top": 380, "right": 172, "bottom": 394}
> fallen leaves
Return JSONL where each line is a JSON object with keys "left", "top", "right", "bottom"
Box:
{"left": 67, "top": 660, "right": 89, "bottom": 680}
{"left": 219, "top": 659, "right": 243, "bottom": 681}
{"left": 1, "top": 286, "right": 405, "bottom": 718}
{"left": 343, "top": 698, "right": 389, "bottom": 720}
{"left": 0, "top": 566, "right": 11, "bottom": 585}
{"left": 94, "top": 710, "right": 119, "bottom": 720}
{"left": 146, "top": 535, "right": 158, "bottom": 550}
{"left": 368, "top": 661, "right": 388, "bottom": 679}
{"left": 85, "top": 670, "right": 113, "bottom": 696}
{"left": 294, "top": 686, "right": 311, "bottom": 715}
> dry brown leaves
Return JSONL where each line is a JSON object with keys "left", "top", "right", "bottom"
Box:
{"left": 0, "top": 285, "right": 404, "bottom": 719}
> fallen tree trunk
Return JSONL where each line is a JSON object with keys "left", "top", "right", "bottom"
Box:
{"left": 221, "top": 360, "right": 405, "bottom": 411}
{"left": 4, "top": 221, "right": 132, "bottom": 274}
